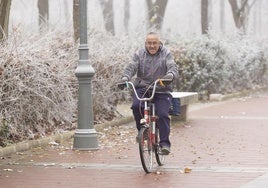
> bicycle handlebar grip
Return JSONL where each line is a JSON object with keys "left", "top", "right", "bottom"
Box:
{"left": 159, "top": 80, "right": 164, "bottom": 87}
{"left": 158, "top": 78, "right": 172, "bottom": 86}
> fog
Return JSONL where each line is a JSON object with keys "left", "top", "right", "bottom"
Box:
{"left": 9, "top": 0, "right": 268, "bottom": 37}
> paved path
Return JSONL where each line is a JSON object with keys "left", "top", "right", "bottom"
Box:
{"left": 0, "top": 91, "right": 268, "bottom": 188}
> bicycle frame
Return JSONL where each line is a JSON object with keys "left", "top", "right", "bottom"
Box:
{"left": 143, "top": 101, "right": 156, "bottom": 144}
{"left": 118, "top": 79, "right": 171, "bottom": 173}
{"left": 123, "top": 79, "right": 170, "bottom": 144}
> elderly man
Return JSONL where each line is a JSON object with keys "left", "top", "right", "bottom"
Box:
{"left": 120, "top": 32, "right": 178, "bottom": 155}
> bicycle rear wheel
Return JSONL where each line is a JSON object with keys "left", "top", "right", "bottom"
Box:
{"left": 155, "top": 127, "right": 165, "bottom": 166}
{"left": 139, "top": 127, "right": 153, "bottom": 173}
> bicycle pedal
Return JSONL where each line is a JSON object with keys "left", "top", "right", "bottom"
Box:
{"left": 142, "top": 124, "right": 150, "bottom": 128}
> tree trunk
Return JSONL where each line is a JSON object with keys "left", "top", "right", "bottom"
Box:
{"left": 124, "top": 0, "right": 130, "bottom": 35}
{"left": 100, "top": 0, "right": 115, "bottom": 35}
{"left": 38, "top": 0, "right": 49, "bottom": 33}
{"left": 228, "top": 0, "right": 249, "bottom": 32}
{"left": 146, "top": 0, "right": 168, "bottom": 31}
{"left": 220, "top": 0, "right": 225, "bottom": 32}
{"left": 254, "top": 0, "right": 261, "bottom": 35}
{"left": 0, "top": 0, "right": 11, "bottom": 40}
{"left": 73, "top": 0, "right": 79, "bottom": 42}
{"left": 201, "top": 0, "right": 209, "bottom": 34}
{"left": 257, "top": 0, "right": 262, "bottom": 34}
{"left": 63, "top": 0, "right": 70, "bottom": 25}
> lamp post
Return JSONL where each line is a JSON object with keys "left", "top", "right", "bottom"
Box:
{"left": 73, "top": 0, "right": 98, "bottom": 150}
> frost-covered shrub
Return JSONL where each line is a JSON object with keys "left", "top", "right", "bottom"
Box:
{"left": 0, "top": 31, "right": 77, "bottom": 146}
{"left": 172, "top": 32, "right": 267, "bottom": 95}
{"left": 88, "top": 31, "right": 142, "bottom": 123}
{"left": 172, "top": 36, "right": 226, "bottom": 93}
{"left": 222, "top": 34, "right": 267, "bottom": 91}
{"left": 0, "top": 29, "right": 142, "bottom": 145}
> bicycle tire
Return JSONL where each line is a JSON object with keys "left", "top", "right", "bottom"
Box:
{"left": 155, "top": 127, "right": 165, "bottom": 166}
{"left": 139, "top": 127, "right": 153, "bottom": 173}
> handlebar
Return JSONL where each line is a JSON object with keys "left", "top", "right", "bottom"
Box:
{"left": 117, "top": 79, "right": 172, "bottom": 101}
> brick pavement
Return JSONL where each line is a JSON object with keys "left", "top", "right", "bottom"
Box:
{"left": 0, "top": 91, "right": 268, "bottom": 188}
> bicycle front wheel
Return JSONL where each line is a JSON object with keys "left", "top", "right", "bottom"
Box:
{"left": 155, "top": 127, "right": 165, "bottom": 166}
{"left": 139, "top": 127, "right": 153, "bottom": 173}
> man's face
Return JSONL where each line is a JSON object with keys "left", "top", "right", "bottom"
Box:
{"left": 145, "top": 34, "right": 160, "bottom": 55}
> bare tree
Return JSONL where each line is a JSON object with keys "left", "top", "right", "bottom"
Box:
{"left": 100, "top": 0, "right": 115, "bottom": 35}
{"left": 220, "top": 0, "right": 225, "bottom": 32}
{"left": 201, "top": 0, "right": 209, "bottom": 34}
{"left": 38, "top": 0, "right": 49, "bottom": 33}
{"left": 228, "top": 0, "right": 257, "bottom": 32}
{"left": 0, "top": 0, "right": 11, "bottom": 40}
{"left": 73, "top": 0, "right": 79, "bottom": 42}
{"left": 253, "top": 0, "right": 262, "bottom": 35}
{"left": 63, "top": 0, "right": 70, "bottom": 26}
{"left": 124, "top": 0, "right": 130, "bottom": 35}
{"left": 146, "top": 0, "right": 168, "bottom": 31}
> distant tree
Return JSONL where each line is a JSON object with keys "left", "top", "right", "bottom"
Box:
{"left": 201, "top": 0, "right": 209, "bottom": 34}
{"left": 220, "top": 0, "right": 225, "bottom": 32}
{"left": 100, "top": 0, "right": 115, "bottom": 35}
{"left": 124, "top": 0, "right": 130, "bottom": 35}
{"left": 228, "top": 0, "right": 257, "bottom": 32}
{"left": 73, "top": 0, "right": 79, "bottom": 42}
{"left": 63, "top": 0, "right": 70, "bottom": 24}
{"left": 38, "top": 0, "right": 49, "bottom": 33}
{"left": 146, "top": 0, "right": 168, "bottom": 31}
{"left": 252, "top": 0, "right": 262, "bottom": 35}
{"left": 0, "top": 0, "right": 11, "bottom": 40}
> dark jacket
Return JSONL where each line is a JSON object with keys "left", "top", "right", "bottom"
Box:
{"left": 123, "top": 44, "right": 178, "bottom": 92}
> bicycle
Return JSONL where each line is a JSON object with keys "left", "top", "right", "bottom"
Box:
{"left": 118, "top": 79, "right": 172, "bottom": 173}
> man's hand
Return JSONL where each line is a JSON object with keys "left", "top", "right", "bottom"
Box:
{"left": 160, "top": 73, "right": 173, "bottom": 86}
{"left": 162, "top": 73, "right": 174, "bottom": 80}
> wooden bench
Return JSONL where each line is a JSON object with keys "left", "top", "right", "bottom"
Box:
{"left": 170, "top": 92, "right": 198, "bottom": 122}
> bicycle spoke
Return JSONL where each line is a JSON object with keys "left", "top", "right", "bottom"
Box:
{"left": 155, "top": 127, "right": 165, "bottom": 166}
{"left": 139, "top": 127, "right": 154, "bottom": 173}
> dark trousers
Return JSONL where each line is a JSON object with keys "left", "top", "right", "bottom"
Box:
{"left": 131, "top": 88, "right": 172, "bottom": 147}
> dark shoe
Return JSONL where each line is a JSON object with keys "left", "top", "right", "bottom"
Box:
{"left": 160, "top": 146, "right": 170, "bottom": 155}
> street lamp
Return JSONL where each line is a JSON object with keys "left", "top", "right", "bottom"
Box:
{"left": 73, "top": 0, "right": 98, "bottom": 150}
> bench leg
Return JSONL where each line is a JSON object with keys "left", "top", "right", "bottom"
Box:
{"left": 171, "top": 105, "right": 188, "bottom": 122}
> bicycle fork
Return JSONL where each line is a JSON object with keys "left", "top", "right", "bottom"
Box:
{"left": 140, "top": 102, "right": 156, "bottom": 145}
